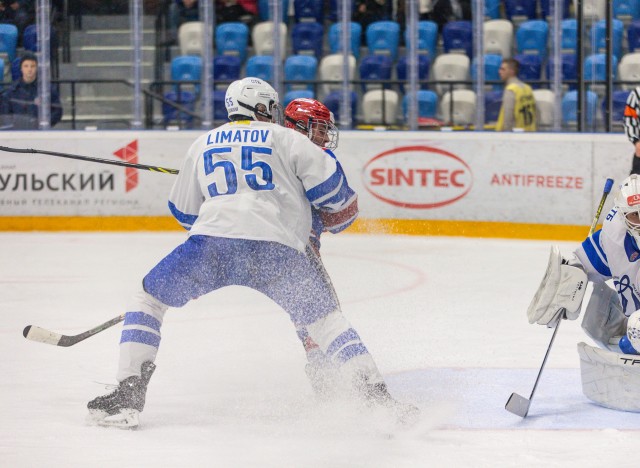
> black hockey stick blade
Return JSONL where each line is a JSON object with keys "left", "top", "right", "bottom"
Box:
{"left": 23, "top": 314, "right": 125, "bottom": 347}
{"left": 505, "top": 392, "right": 530, "bottom": 418}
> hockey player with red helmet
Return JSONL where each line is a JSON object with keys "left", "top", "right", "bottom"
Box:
{"left": 284, "top": 98, "right": 360, "bottom": 398}
{"left": 285, "top": 98, "right": 356, "bottom": 252}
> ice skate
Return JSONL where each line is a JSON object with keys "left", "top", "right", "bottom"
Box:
{"left": 359, "top": 380, "right": 421, "bottom": 428}
{"left": 87, "top": 361, "right": 156, "bottom": 429}
{"left": 305, "top": 349, "right": 340, "bottom": 400}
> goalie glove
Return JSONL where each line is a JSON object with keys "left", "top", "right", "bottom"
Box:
{"left": 527, "top": 245, "right": 588, "bottom": 327}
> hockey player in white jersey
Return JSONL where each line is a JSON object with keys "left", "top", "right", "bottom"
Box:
{"left": 87, "top": 78, "right": 417, "bottom": 428}
{"left": 527, "top": 174, "right": 640, "bottom": 411}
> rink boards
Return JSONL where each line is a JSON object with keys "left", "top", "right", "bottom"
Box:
{"left": 0, "top": 130, "right": 631, "bottom": 240}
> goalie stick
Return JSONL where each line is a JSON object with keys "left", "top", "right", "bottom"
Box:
{"left": 23, "top": 314, "right": 125, "bottom": 347}
{"left": 505, "top": 177, "right": 615, "bottom": 418}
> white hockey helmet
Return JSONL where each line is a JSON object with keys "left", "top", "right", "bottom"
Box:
{"left": 225, "top": 77, "right": 282, "bottom": 123}
{"left": 615, "top": 174, "right": 640, "bottom": 244}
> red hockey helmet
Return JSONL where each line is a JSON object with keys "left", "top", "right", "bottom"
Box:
{"left": 284, "top": 98, "right": 338, "bottom": 150}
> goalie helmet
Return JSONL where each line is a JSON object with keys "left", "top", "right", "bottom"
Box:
{"left": 225, "top": 77, "right": 282, "bottom": 123}
{"left": 284, "top": 98, "right": 339, "bottom": 150}
{"left": 615, "top": 174, "right": 640, "bottom": 244}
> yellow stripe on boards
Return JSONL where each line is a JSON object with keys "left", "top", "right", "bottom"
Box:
{"left": 0, "top": 217, "right": 183, "bottom": 231}
{"left": 0, "top": 217, "right": 596, "bottom": 241}
{"left": 347, "top": 219, "right": 593, "bottom": 241}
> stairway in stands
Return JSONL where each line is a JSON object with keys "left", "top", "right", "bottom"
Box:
{"left": 58, "top": 15, "right": 158, "bottom": 129}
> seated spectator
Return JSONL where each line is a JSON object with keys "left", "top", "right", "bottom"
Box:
{"left": 0, "top": 53, "right": 63, "bottom": 129}
{"left": 0, "top": 0, "right": 34, "bottom": 42}
{"left": 168, "top": 0, "right": 199, "bottom": 43}
{"left": 417, "top": 0, "right": 471, "bottom": 32}
{"left": 216, "top": 0, "right": 257, "bottom": 26}
{"left": 353, "top": 0, "right": 389, "bottom": 43}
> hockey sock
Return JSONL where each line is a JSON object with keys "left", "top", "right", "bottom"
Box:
{"left": 117, "top": 291, "right": 168, "bottom": 381}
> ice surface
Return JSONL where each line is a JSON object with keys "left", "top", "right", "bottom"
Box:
{"left": 1, "top": 232, "right": 639, "bottom": 468}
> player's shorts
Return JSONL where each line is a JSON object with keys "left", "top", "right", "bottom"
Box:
{"left": 142, "top": 235, "right": 339, "bottom": 325}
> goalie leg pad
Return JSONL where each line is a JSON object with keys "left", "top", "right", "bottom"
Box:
{"left": 527, "top": 245, "right": 588, "bottom": 327}
{"left": 581, "top": 282, "right": 627, "bottom": 352}
{"left": 578, "top": 342, "right": 640, "bottom": 412}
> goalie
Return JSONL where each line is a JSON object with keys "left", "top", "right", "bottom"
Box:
{"left": 528, "top": 174, "right": 640, "bottom": 411}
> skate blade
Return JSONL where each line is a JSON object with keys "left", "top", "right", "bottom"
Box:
{"left": 86, "top": 409, "right": 109, "bottom": 425}
{"left": 96, "top": 409, "right": 140, "bottom": 429}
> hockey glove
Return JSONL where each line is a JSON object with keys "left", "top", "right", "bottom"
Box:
{"left": 527, "top": 245, "right": 588, "bottom": 327}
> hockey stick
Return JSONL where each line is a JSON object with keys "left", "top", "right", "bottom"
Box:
{"left": 23, "top": 314, "right": 125, "bottom": 347}
{"left": 505, "top": 177, "right": 615, "bottom": 418}
{"left": 0, "top": 146, "right": 179, "bottom": 175}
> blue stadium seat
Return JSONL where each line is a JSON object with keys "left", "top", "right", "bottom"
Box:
{"left": 324, "top": 90, "right": 357, "bottom": 125}
{"left": 22, "top": 24, "right": 38, "bottom": 52}
{"left": 21, "top": 25, "right": 58, "bottom": 54}
{"left": 0, "top": 24, "right": 19, "bottom": 62}
{"left": 546, "top": 53, "right": 577, "bottom": 88}
{"left": 561, "top": 19, "right": 577, "bottom": 54}
{"left": 328, "top": 22, "right": 362, "bottom": 59}
{"left": 516, "top": 20, "right": 549, "bottom": 58}
{"left": 294, "top": 0, "right": 323, "bottom": 23}
{"left": 515, "top": 54, "right": 543, "bottom": 85}
{"left": 404, "top": 21, "right": 438, "bottom": 59}
{"left": 0, "top": 59, "right": 3, "bottom": 86}
{"left": 246, "top": 55, "right": 274, "bottom": 81}
{"left": 540, "top": 0, "right": 571, "bottom": 19}
{"left": 402, "top": 90, "right": 438, "bottom": 119}
{"left": 359, "top": 54, "right": 393, "bottom": 92}
{"left": 291, "top": 22, "right": 324, "bottom": 58}
{"left": 212, "top": 90, "right": 228, "bottom": 122}
{"left": 603, "top": 89, "right": 631, "bottom": 121}
{"left": 366, "top": 21, "right": 400, "bottom": 61}
{"left": 162, "top": 90, "right": 196, "bottom": 126}
{"left": 584, "top": 53, "right": 619, "bottom": 81}
{"left": 471, "top": 54, "right": 503, "bottom": 89}
{"left": 284, "top": 55, "right": 318, "bottom": 91}
{"left": 283, "top": 89, "right": 314, "bottom": 107}
{"left": 442, "top": 21, "right": 473, "bottom": 58}
{"left": 504, "top": 0, "right": 537, "bottom": 22}
{"left": 171, "top": 55, "right": 203, "bottom": 94}
{"left": 591, "top": 19, "right": 624, "bottom": 59}
{"left": 258, "top": 0, "right": 289, "bottom": 22}
{"left": 215, "top": 22, "right": 250, "bottom": 63}
{"left": 562, "top": 90, "right": 599, "bottom": 126}
{"left": 484, "top": 90, "right": 503, "bottom": 122}
{"left": 614, "top": 0, "right": 640, "bottom": 22}
{"left": 213, "top": 55, "right": 242, "bottom": 83}
{"left": 485, "top": 0, "right": 502, "bottom": 19}
{"left": 396, "top": 54, "right": 431, "bottom": 92}
{"left": 629, "top": 20, "right": 640, "bottom": 51}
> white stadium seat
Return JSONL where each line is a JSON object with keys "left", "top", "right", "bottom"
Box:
{"left": 483, "top": 19, "right": 513, "bottom": 58}
{"left": 251, "top": 21, "right": 288, "bottom": 56}
{"left": 178, "top": 21, "right": 204, "bottom": 56}
{"left": 361, "top": 89, "right": 400, "bottom": 125}
{"left": 439, "top": 89, "right": 476, "bottom": 125}
{"left": 432, "top": 53, "right": 471, "bottom": 95}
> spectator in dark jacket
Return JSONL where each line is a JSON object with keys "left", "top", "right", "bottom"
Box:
{"left": 0, "top": 53, "right": 63, "bottom": 129}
